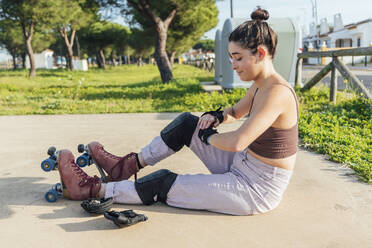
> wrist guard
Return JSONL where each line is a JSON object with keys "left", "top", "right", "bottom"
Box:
{"left": 81, "top": 197, "right": 113, "bottom": 214}
{"left": 104, "top": 210, "right": 148, "bottom": 228}
{"left": 198, "top": 127, "right": 218, "bottom": 145}
{"left": 201, "top": 106, "right": 224, "bottom": 124}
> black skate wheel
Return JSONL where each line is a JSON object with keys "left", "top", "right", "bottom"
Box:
{"left": 47, "top": 146, "right": 56, "bottom": 156}
{"left": 78, "top": 144, "right": 85, "bottom": 153}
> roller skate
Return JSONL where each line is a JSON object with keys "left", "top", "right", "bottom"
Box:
{"left": 76, "top": 141, "right": 140, "bottom": 182}
{"left": 58, "top": 149, "right": 101, "bottom": 200}
{"left": 41, "top": 147, "right": 101, "bottom": 202}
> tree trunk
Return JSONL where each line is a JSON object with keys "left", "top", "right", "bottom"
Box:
{"left": 11, "top": 50, "right": 17, "bottom": 70}
{"left": 99, "top": 49, "right": 106, "bottom": 69}
{"left": 21, "top": 53, "right": 26, "bottom": 69}
{"left": 111, "top": 52, "right": 117, "bottom": 67}
{"left": 26, "top": 37, "right": 36, "bottom": 77}
{"left": 67, "top": 45, "right": 74, "bottom": 71}
{"left": 137, "top": 56, "right": 143, "bottom": 66}
{"left": 126, "top": 1, "right": 177, "bottom": 82}
{"left": 119, "top": 56, "right": 122, "bottom": 65}
{"left": 60, "top": 28, "right": 75, "bottom": 71}
{"left": 21, "top": 21, "right": 36, "bottom": 77}
{"left": 170, "top": 51, "right": 176, "bottom": 69}
{"left": 154, "top": 26, "right": 173, "bottom": 82}
{"left": 75, "top": 33, "right": 81, "bottom": 59}
{"left": 127, "top": 52, "right": 131, "bottom": 64}
{"left": 96, "top": 53, "right": 102, "bottom": 68}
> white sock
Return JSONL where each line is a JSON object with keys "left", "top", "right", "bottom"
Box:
{"left": 98, "top": 183, "right": 106, "bottom": 198}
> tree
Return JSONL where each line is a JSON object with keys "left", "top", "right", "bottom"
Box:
{"left": 128, "top": 27, "right": 154, "bottom": 64}
{"left": 166, "top": 1, "right": 218, "bottom": 67}
{"left": 53, "top": 0, "right": 98, "bottom": 70}
{"left": 101, "top": 0, "right": 217, "bottom": 83}
{"left": 0, "top": 19, "right": 24, "bottom": 69}
{"left": 0, "top": 18, "right": 56, "bottom": 69}
{"left": 79, "top": 21, "right": 128, "bottom": 69}
{"left": 112, "top": 25, "right": 131, "bottom": 65}
{"left": 0, "top": 0, "right": 57, "bottom": 77}
{"left": 193, "top": 39, "right": 215, "bottom": 52}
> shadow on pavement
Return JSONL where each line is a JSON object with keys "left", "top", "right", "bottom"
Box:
{"left": 0, "top": 177, "right": 58, "bottom": 219}
{"left": 56, "top": 203, "right": 223, "bottom": 232}
{"left": 0, "top": 175, "right": 221, "bottom": 225}
{"left": 59, "top": 218, "right": 117, "bottom": 232}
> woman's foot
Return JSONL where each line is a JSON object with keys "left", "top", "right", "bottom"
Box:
{"left": 87, "top": 141, "right": 140, "bottom": 181}
{"left": 58, "top": 149, "right": 101, "bottom": 200}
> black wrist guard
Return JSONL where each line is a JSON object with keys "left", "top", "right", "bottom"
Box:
{"left": 104, "top": 210, "right": 148, "bottom": 228}
{"left": 201, "top": 106, "right": 224, "bottom": 124}
{"left": 81, "top": 197, "right": 113, "bottom": 214}
{"left": 198, "top": 127, "right": 218, "bottom": 145}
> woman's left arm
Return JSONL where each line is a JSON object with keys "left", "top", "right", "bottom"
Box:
{"left": 208, "top": 87, "right": 286, "bottom": 152}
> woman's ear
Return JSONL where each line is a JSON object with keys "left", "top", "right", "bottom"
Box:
{"left": 257, "top": 46, "right": 267, "bottom": 61}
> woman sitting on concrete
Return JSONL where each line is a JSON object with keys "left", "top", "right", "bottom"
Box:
{"left": 57, "top": 7, "right": 298, "bottom": 216}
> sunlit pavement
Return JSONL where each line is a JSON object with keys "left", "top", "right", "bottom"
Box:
{"left": 0, "top": 113, "right": 371, "bottom": 248}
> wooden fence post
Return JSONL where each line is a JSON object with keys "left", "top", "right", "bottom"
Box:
{"left": 333, "top": 57, "right": 372, "bottom": 99}
{"left": 295, "top": 58, "right": 303, "bottom": 87}
{"left": 301, "top": 62, "right": 333, "bottom": 92}
{"left": 330, "top": 57, "right": 337, "bottom": 104}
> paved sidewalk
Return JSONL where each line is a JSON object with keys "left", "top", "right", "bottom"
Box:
{"left": 0, "top": 113, "right": 371, "bottom": 248}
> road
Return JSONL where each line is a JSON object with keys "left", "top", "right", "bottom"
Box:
{"left": 302, "top": 65, "right": 372, "bottom": 92}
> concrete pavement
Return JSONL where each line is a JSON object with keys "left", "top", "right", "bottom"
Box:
{"left": 0, "top": 113, "right": 371, "bottom": 248}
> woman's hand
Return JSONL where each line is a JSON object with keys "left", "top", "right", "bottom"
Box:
{"left": 197, "top": 114, "right": 220, "bottom": 130}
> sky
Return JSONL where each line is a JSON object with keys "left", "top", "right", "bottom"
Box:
{"left": 204, "top": 0, "right": 372, "bottom": 39}
{"left": 1, "top": 0, "right": 371, "bottom": 61}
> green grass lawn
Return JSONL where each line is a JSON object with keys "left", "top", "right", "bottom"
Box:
{"left": 0, "top": 64, "right": 220, "bottom": 114}
{"left": 1, "top": 65, "right": 371, "bottom": 182}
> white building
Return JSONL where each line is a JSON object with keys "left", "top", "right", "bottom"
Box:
{"left": 302, "top": 14, "right": 372, "bottom": 64}
{"left": 26, "top": 49, "right": 54, "bottom": 69}
{"left": 328, "top": 18, "right": 372, "bottom": 48}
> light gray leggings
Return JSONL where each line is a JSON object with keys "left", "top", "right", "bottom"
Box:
{"left": 105, "top": 127, "right": 293, "bottom": 215}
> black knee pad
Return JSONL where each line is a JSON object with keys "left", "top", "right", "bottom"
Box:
{"left": 160, "top": 112, "right": 199, "bottom": 152}
{"left": 134, "top": 169, "right": 178, "bottom": 205}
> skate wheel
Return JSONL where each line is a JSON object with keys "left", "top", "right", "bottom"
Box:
{"left": 78, "top": 144, "right": 85, "bottom": 153}
{"left": 41, "top": 159, "right": 55, "bottom": 172}
{"left": 45, "top": 189, "right": 58, "bottom": 202}
{"left": 54, "top": 183, "right": 62, "bottom": 194}
{"left": 47, "top": 146, "right": 56, "bottom": 156}
{"left": 76, "top": 155, "right": 89, "bottom": 167}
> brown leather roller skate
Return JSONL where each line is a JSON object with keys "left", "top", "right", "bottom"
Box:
{"left": 58, "top": 149, "right": 101, "bottom": 200}
{"left": 85, "top": 141, "right": 140, "bottom": 182}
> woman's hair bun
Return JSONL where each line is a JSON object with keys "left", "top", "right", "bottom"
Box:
{"left": 250, "top": 7, "right": 269, "bottom": 21}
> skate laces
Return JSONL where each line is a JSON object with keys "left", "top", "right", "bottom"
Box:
{"left": 110, "top": 152, "right": 138, "bottom": 180}
{"left": 71, "top": 162, "right": 99, "bottom": 186}
{"left": 99, "top": 146, "right": 121, "bottom": 160}
{"left": 79, "top": 175, "right": 100, "bottom": 187}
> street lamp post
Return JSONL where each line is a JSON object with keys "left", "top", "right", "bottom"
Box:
{"left": 230, "top": 0, "right": 233, "bottom": 18}
{"left": 310, "top": 0, "right": 319, "bottom": 48}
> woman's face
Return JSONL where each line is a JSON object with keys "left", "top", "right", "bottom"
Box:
{"left": 228, "top": 42, "right": 262, "bottom": 82}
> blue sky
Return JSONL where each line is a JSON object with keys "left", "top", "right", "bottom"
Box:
{"left": 204, "top": 0, "right": 372, "bottom": 39}
{"left": 1, "top": 0, "right": 371, "bottom": 61}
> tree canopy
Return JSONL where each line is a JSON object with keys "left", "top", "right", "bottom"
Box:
{"left": 193, "top": 39, "right": 215, "bottom": 52}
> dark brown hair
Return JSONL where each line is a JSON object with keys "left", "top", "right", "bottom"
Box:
{"left": 229, "top": 7, "right": 278, "bottom": 58}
